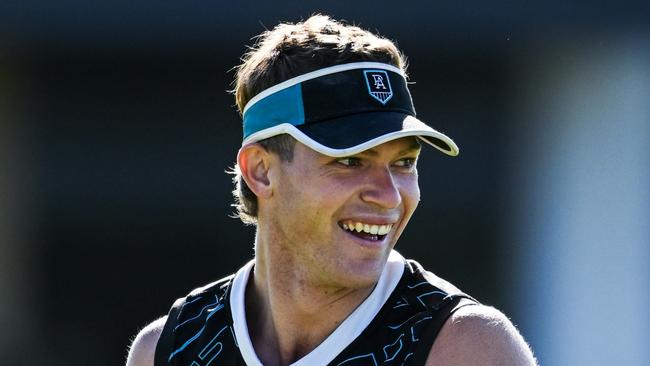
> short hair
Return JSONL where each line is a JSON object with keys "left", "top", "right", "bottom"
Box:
{"left": 231, "top": 14, "right": 408, "bottom": 225}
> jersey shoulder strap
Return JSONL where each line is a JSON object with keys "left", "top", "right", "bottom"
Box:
{"left": 154, "top": 275, "right": 235, "bottom": 366}
{"left": 408, "top": 295, "right": 477, "bottom": 365}
{"left": 329, "top": 258, "right": 478, "bottom": 366}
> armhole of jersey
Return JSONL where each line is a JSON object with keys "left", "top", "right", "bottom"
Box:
{"left": 409, "top": 296, "right": 477, "bottom": 366}
{"left": 154, "top": 297, "right": 185, "bottom": 366}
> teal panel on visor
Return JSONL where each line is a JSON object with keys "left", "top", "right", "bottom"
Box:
{"left": 243, "top": 83, "right": 305, "bottom": 139}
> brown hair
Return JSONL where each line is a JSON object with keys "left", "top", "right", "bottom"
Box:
{"left": 231, "top": 14, "right": 408, "bottom": 224}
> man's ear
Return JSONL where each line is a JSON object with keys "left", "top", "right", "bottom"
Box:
{"left": 237, "top": 144, "right": 273, "bottom": 199}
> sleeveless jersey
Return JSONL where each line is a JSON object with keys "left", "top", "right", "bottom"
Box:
{"left": 154, "top": 252, "right": 476, "bottom": 366}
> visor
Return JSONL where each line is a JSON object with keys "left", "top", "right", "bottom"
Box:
{"left": 241, "top": 62, "right": 459, "bottom": 157}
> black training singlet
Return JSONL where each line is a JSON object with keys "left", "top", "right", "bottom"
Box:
{"left": 154, "top": 252, "right": 476, "bottom": 366}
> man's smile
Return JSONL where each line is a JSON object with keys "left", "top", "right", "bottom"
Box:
{"left": 338, "top": 220, "right": 395, "bottom": 241}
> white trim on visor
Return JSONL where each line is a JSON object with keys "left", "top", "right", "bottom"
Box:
{"left": 242, "top": 62, "right": 404, "bottom": 115}
{"left": 241, "top": 119, "right": 460, "bottom": 157}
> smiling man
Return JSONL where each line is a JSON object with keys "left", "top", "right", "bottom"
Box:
{"left": 126, "top": 15, "right": 537, "bottom": 366}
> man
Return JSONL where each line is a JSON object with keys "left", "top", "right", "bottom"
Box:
{"left": 127, "top": 15, "right": 537, "bottom": 366}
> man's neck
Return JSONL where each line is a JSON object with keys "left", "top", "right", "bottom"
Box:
{"left": 245, "top": 237, "right": 375, "bottom": 366}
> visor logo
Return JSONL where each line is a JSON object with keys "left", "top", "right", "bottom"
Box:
{"left": 364, "top": 70, "right": 393, "bottom": 104}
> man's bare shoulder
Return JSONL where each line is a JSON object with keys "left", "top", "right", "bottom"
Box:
{"left": 426, "top": 304, "right": 538, "bottom": 366}
{"left": 125, "top": 316, "right": 167, "bottom": 366}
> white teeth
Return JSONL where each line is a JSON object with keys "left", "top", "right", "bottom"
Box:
{"left": 378, "top": 225, "right": 390, "bottom": 235}
{"left": 342, "top": 221, "right": 393, "bottom": 236}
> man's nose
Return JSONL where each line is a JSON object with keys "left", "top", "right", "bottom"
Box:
{"left": 359, "top": 167, "right": 402, "bottom": 209}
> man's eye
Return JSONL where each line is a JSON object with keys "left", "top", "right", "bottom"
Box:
{"left": 337, "top": 157, "right": 362, "bottom": 167}
{"left": 395, "top": 158, "right": 417, "bottom": 169}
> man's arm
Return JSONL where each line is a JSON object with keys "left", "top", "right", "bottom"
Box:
{"left": 125, "top": 316, "right": 167, "bottom": 366}
{"left": 426, "top": 305, "right": 538, "bottom": 366}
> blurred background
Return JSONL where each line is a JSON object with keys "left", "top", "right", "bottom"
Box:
{"left": 0, "top": 1, "right": 648, "bottom": 365}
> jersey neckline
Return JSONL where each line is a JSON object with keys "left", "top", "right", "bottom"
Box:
{"left": 229, "top": 250, "right": 406, "bottom": 366}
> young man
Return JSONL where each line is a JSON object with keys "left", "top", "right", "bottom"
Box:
{"left": 126, "top": 15, "right": 537, "bottom": 366}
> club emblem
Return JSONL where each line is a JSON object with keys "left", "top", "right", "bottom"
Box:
{"left": 364, "top": 70, "right": 393, "bottom": 104}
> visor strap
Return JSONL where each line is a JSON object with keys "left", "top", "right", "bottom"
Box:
{"left": 243, "top": 83, "right": 305, "bottom": 140}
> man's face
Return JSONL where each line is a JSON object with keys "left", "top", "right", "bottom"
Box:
{"left": 263, "top": 136, "right": 421, "bottom": 289}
